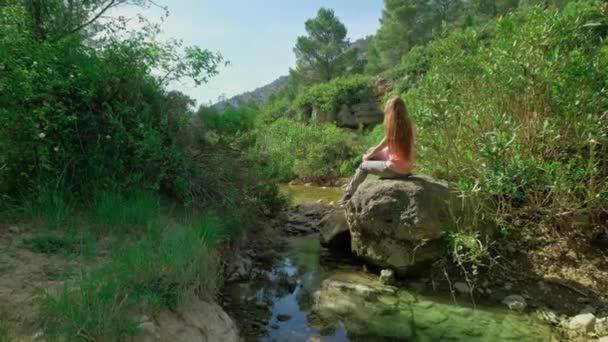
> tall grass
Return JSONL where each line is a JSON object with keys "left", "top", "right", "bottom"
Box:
{"left": 40, "top": 213, "right": 226, "bottom": 340}
{"left": 91, "top": 191, "right": 160, "bottom": 233}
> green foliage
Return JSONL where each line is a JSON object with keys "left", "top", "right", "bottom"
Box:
{"left": 294, "top": 8, "right": 358, "bottom": 83}
{"left": 403, "top": 0, "right": 608, "bottom": 244}
{"left": 253, "top": 119, "right": 358, "bottom": 182}
{"left": 295, "top": 75, "right": 373, "bottom": 116}
{"left": 197, "top": 103, "right": 258, "bottom": 136}
{"left": 0, "top": 2, "right": 222, "bottom": 202}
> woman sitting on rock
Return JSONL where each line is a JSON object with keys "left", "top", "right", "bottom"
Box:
{"left": 340, "top": 95, "right": 416, "bottom": 203}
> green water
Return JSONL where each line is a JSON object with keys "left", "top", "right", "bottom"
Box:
{"left": 247, "top": 185, "right": 558, "bottom": 341}
{"left": 279, "top": 184, "right": 343, "bottom": 205}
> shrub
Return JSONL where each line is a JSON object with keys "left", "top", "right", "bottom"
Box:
{"left": 403, "top": 1, "right": 608, "bottom": 245}
{"left": 253, "top": 119, "right": 358, "bottom": 182}
{"left": 294, "top": 75, "right": 374, "bottom": 116}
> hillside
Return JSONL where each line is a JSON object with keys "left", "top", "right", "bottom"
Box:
{"left": 214, "top": 75, "right": 289, "bottom": 108}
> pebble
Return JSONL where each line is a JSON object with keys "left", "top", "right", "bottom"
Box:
{"left": 536, "top": 308, "right": 559, "bottom": 324}
{"left": 596, "top": 317, "right": 608, "bottom": 336}
{"left": 568, "top": 313, "right": 596, "bottom": 332}
{"left": 502, "top": 295, "right": 527, "bottom": 312}
{"left": 379, "top": 269, "right": 395, "bottom": 286}
{"left": 8, "top": 225, "right": 20, "bottom": 234}
{"left": 453, "top": 282, "right": 470, "bottom": 294}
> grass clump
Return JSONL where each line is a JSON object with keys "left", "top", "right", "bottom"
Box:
{"left": 91, "top": 191, "right": 160, "bottom": 233}
{"left": 40, "top": 213, "right": 226, "bottom": 341}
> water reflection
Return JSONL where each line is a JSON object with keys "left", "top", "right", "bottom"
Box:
{"left": 263, "top": 236, "right": 555, "bottom": 342}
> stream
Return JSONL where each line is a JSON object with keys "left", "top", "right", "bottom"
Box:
{"left": 224, "top": 185, "right": 559, "bottom": 342}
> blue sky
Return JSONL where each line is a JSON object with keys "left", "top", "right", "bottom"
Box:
{"left": 115, "top": 0, "right": 384, "bottom": 106}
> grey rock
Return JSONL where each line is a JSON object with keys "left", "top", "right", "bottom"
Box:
{"left": 579, "top": 305, "right": 596, "bottom": 315}
{"left": 502, "top": 295, "right": 527, "bottom": 312}
{"left": 227, "top": 255, "right": 252, "bottom": 282}
{"left": 319, "top": 209, "right": 351, "bottom": 251}
{"left": 453, "top": 282, "right": 471, "bottom": 295}
{"left": 568, "top": 313, "right": 596, "bottom": 332}
{"left": 410, "top": 282, "right": 426, "bottom": 292}
{"left": 135, "top": 299, "right": 239, "bottom": 342}
{"left": 345, "top": 176, "right": 459, "bottom": 275}
{"left": 536, "top": 308, "right": 559, "bottom": 324}
{"left": 596, "top": 317, "right": 608, "bottom": 336}
{"left": 379, "top": 269, "right": 395, "bottom": 286}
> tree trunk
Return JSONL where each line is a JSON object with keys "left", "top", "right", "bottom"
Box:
{"left": 27, "top": 0, "right": 46, "bottom": 39}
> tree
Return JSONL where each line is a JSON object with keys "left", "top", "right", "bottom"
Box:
{"left": 293, "top": 8, "right": 352, "bottom": 83}
{"left": 373, "top": 0, "right": 433, "bottom": 68}
{"left": 18, "top": 0, "right": 159, "bottom": 41}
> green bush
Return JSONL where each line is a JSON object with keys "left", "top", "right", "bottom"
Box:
{"left": 403, "top": 1, "right": 608, "bottom": 243}
{"left": 294, "top": 75, "right": 373, "bottom": 116}
{"left": 253, "top": 119, "right": 358, "bottom": 182}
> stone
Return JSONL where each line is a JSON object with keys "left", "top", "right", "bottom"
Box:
{"left": 277, "top": 314, "right": 292, "bottom": 322}
{"left": 453, "top": 282, "right": 470, "bottom": 295}
{"left": 319, "top": 210, "right": 351, "bottom": 251}
{"left": 227, "top": 255, "right": 252, "bottom": 282}
{"left": 596, "top": 317, "right": 608, "bottom": 336}
{"left": 568, "top": 313, "right": 596, "bottom": 333}
{"left": 502, "top": 295, "right": 527, "bottom": 312}
{"left": 535, "top": 308, "right": 559, "bottom": 324}
{"left": 379, "top": 269, "right": 395, "bottom": 286}
{"left": 345, "top": 176, "right": 458, "bottom": 275}
{"left": 410, "top": 282, "right": 426, "bottom": 292}
{"left": 138, "top": 322, "right": 156, "bottom": 338}
{"left": 298, "top": 201, "right": 329, "bottom": 218}
{"left": 599, "top": 337, "right": 608, "bottom": 342}
{"left": 138, "top": 299, "right": 239, "bottom": 342}
{"left": 8, "top": 226, "right": 20, "bottom": 234}
{"left": 579, "top": 305, "right": 596, "bottom": 315}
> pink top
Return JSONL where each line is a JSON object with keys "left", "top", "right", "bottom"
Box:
{"left": 378, "top": 146, "right": 415, "bottom": 174}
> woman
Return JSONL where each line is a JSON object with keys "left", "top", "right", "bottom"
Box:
{"left": 340, "top": 96, "right": 415, "bottom": 203}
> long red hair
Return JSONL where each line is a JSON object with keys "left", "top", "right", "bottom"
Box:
{"left": 384, "top": 96, "right": 414, "bottom": 159}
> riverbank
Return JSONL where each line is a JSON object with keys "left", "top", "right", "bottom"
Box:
{"left": 221, "top": 184, "right": 608, "bottom": 341}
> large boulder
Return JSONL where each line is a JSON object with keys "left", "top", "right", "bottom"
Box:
{"left": 345, "top": 175, "right": 455, "bottom": 275}
{"left": 135, "top": 299, "right": 240, "bottom": 342}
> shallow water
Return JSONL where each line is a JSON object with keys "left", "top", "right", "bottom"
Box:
{"left": 238, "top": 185, "right": 558, "bottom": 341}
{"left": 279, "top": 184, "right": 343, "bottom": 205}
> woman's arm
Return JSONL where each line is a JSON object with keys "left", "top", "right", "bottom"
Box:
{"left": 363, "top": 137, "right": 387, "bottom": 161}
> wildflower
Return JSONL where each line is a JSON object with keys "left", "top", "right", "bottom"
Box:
{"left": 39, "top": 133, "right": 46, "bottom": 139}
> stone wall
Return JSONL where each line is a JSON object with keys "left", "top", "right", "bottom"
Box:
{"left": 312, "top": 102, "right": 383, "bottom": 128}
